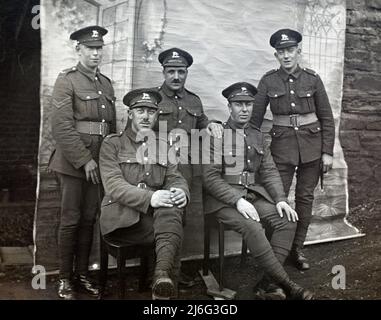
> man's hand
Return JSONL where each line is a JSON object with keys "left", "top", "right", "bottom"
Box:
{"left": 276, "top": 201, "right": 298, "bottom": 222}
{"left": 322, "top": 153, "right": 333, "bottom": 173}
{"left": 150, "top": 190, "right": 174, "bottom": 208}
{"left": 236, "top": 198, "right": 260, "bottom": 221}
{"left": 170, "top": 187, "right": 187, "bottom": 208}
{"left": 84, "top": 159, "right": 100, "bottom": 184}
{"left": 206, "top": 122, "right": 223, "bottom": 139}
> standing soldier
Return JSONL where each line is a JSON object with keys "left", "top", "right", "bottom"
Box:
{"left": 155, "top": 47, "right": 223, "bottom": 286}
{"left": 49, "top": 26, "right": 116, "bottom": 299}
{"left": 155, "top": 47, "right": 223, "bottom": 185}
{"left": 250, "top": 29, "right": 335, "bottom": 270}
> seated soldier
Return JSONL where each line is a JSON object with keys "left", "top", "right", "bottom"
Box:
{"left": 202, "top": 82, "right": 314, "bottom": 300}
{"left": 99, "top": 88, "right": 189, "bottom": 300}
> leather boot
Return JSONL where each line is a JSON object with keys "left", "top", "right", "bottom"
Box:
{"left": 74, "top": 274, "right": 100, "bottom": 297}
{"left": 57, "top": 278, "right": 75, "bottom": 300}
{"left": 253, "top": 276, "right": 287, "bottom": 300}
{"left": 152, "top": 270, "right": 176, "bottom": 300}
{"left": 281, "top": 279, "right": 314, "bottom": 300}
{"left": 290, "top": 247, "right": 310, "bottom": 270}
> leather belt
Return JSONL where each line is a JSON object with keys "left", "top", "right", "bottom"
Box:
{"left": 223, "top": 171, "right": 255, "bottom": 186}
{"left": 272, "top": 113, "right": 318, "bottom": 127}
{"left": 75, "top": 121, "right": 109, "bottom": 137}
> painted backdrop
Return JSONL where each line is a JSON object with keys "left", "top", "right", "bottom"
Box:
{"left": 35, "top": 0, "right": 361, "bottom": 269}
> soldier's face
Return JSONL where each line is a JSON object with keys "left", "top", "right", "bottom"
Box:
{"left": 274, "top": 46, "right": 300, "bottom": 72}
{"left": 163, "top": 67, "right": 188, "bottom": 91}
{"left": 129, "top": 107, "right": 158, "bottom": 133}
{"left": 228, "top": 101, "right": 254, "bottom": 125}
{"left": 77, "top": 44, "right": 103, "bottom": 70}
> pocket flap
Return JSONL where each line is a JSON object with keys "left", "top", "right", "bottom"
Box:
{"left": 297, "top": 89, "right": 315, "bottom": 98}
{"left": 267, "top": 90, "right": 286, "bottom": 98}
{"left": 75, "top": 91, "right": 100, "bottom": 100}
{"left": 308, "top": 125, "right": 321, "bottom": 134}
{"left": 185, "top": 106, "right": 202, "bottom": 117}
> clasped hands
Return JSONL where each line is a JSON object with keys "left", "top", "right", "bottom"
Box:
{"left": 150, "top": 187, "right": 187, "bottom": 208}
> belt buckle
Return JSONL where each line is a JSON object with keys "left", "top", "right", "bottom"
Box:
{"left": 289, "top": 114, "right": 298, "bottom": 127}
{"left": 137, "top": 182, "right": 147, "bottom": 189}
{"left": 241, "top": 171, "right": 248, "bottom": 187}
{"left": 100, "top": 122, "right": 109, "bottom": 137}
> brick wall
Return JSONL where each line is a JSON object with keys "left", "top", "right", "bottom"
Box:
{"left": 340, "top": 0, "right": 381, "bottom": 207}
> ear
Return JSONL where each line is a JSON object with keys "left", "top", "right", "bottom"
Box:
{"left": 274, "top": 52, "right": 278, "bottom": 59}
{"left": 297, "top": 47, "right": 302, "bottom": 54}
{"left": 128, "top": 109, "right": 133, "bottom": 119}
{"left": 228, "top": 102, "right": 232, "bottom": 113}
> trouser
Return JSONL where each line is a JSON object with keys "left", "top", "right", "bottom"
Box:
{"left": 56, "top": 173, "right": 100, "bottom": 279}
{"left": 106, "top": 206, "right": 184, "bottom": 282}
{"left": 213, "top": 195, "right": 296, "bottom": 282}
{"left": 275, "top": 159, "right": 321, "bottom": 248}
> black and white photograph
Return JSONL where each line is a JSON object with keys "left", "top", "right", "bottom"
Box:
{"left": 0, "top": 0, "right": 380, "bottom": 311}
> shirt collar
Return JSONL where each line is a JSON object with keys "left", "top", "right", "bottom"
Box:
{"left": 278, "top": 64, "right": 302, "bottom": 81}
{"left": 160, "top": 82, "right": 185, "bottom": 98}
{"left": 227, "top": 117, "right": 250, "bottom": 130}
{"left": 76, "top": 62, "right": 101, "bottom": 81}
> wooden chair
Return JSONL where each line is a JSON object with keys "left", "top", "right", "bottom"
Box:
{"left": 203, "top": 213, "right": 248, "bottom": 291}
{"left": 99, "top": 233, "right": 154, "bottom": 299}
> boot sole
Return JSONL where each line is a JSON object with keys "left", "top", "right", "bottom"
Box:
{"left": 152, "top": 278, "right": 175, "bottom": 300}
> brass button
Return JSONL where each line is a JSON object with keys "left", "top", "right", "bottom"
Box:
{"left": 289, "top": 78, "right": 294, "bottom": 83}
{"left": 294, "top": 127, "right": 299, "bottom": 130}
{"left": 290, "top": 90, "right": 295, "bottom": 94}
{"left": 307, "top": 93, "right": 311, "bottom": 97}
{"left": 291, "top": 102, "right": 295, "bottom": 107}
{"left": 274, "top": 94, "right": 278, "bottom": 98}
{"left": 145, "top": 172, "right": 150, "bottom": 176}
{"left": 86, "top": 96, "right": 91, "bottom": 99}
{"left": 179, "top": 107, "right": 182, "bottom": 110}
{"left": 102, "top": 119, "right": 105, "bottom": 123}
{"left": 98, "top": 91, "right": 102, "bottom": 94}
{"left": 248, "top": 146, "right": 251, "bottom": 149}
{"left": 178, "top": 120, "right": 182, "bottom": 124}
{"left": 101, "top": 105, "right": 105, "bottom": 109}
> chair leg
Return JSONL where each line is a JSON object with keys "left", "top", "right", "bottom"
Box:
{"left": 138, "top": 255, "right": 149, "bottom": 292}
{"left": 99, "top": 237, "right": 109, "bottom": 299}
{"left": 218, "top": 222, "right": 225, "bottom": 291}
{"left": 240, "top": 239, "right": 248, "bottom": 267}
{"left": 116, "top": 249, "right": 126, "bottom": 299}
{"left": 203, "top": 216, "right": 211, "bottom": 276}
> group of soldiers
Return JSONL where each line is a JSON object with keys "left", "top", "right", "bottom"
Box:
{"left": 49, "top": 25, "right": 334, "bottom": 300}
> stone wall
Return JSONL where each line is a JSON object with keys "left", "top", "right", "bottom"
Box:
{"left": 340, "top": 0, "right": 381, "bottom": 207}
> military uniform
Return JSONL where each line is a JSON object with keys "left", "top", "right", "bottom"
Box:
{"left": 202, "top": 82, "right": 313, "bottom": 300}
{"left": 203, "top": 118, "right": 296, "bottom": 266}
{"left": 48, "top": 26, "right": 116, "bottom": 297}
{"left": 99, "top": 88, "right": 190, "bottom": 299}
{"left": 155, "top": 48, "right": 212, "bottom": 185}
{"left": 250, "top": 29, "right": 335, "bottom": 265}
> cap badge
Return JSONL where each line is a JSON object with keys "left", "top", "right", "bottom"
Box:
{"left": 281, "top": 34, "right": 289, "bottom": 41}
{"left": 241, "top": 87, "right": 247, "bottom": 92}
{"left": 92, "top": 30, "right": 99, "bottom": 38}
{"left": 172, "top": 51, "right": 180, "bottom": 59}
{"left": 142, "top": 93, "right": 151, "bottom": 100}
